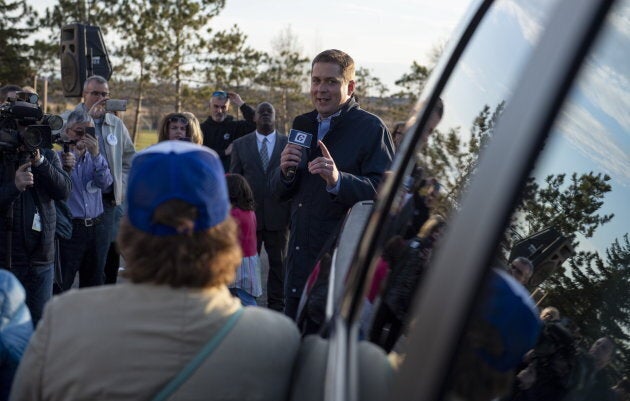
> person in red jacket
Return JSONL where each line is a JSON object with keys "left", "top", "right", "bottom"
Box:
{"left": 225, "top": 173, "right": 262, "bottom": 306}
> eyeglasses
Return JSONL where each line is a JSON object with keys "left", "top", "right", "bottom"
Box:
{"left": 212, "top": 91, "right": 228, "bottom": 99}
{"left": 86, "top": 90, "right": 110, "bottom": 98}
{"left": 168, "top": 115, "right": 189, "bottom": 126}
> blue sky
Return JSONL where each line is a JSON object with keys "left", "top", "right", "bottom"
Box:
{"left": 35, "top": 0, "right": 471, "bottom": 91}
{"left": 435, "top": 0, "right": 629, "bottom": 257}
{"left": 210, "top": 0, "right": 471, "bottom": 91}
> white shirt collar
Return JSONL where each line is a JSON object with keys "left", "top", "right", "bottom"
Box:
{"left": 255, "top": 130, "right": 277, "bottom": 145}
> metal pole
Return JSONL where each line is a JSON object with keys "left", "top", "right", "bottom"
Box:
{"left": 43, "top": 77, "right": 49, "bottom": 114}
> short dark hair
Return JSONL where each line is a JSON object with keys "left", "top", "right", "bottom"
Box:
{"left": 225, "top": 173, "right": 255, "bottom": 211}
{"left": 312, "top": 49, "right": 355, "bottom": 82}
{"left": 0, "top": 84, "right": 22, "bottom": 102}
{"left": 118, "top": 200, "right": 242, "bottom": 288}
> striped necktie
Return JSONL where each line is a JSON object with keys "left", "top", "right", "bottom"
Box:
{"left": 260, "top": 137, "right": 269, "bottom": 171}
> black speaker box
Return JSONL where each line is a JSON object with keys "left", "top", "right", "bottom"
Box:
{"left": 60, "top": 24, "right": 112, "bottom": 98}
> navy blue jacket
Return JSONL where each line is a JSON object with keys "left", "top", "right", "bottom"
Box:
{"left": 270, "top": 98, "right": 394, "bottom": 299}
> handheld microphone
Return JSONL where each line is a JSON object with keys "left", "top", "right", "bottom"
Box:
{"left": 286, "top": 129, "right": 313, "bottom": 180}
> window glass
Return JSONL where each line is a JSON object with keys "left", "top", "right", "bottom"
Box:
{"left": 364, "top": 0, "right": 629, "bottom": 400}
{"left": 367, "top": 0, "right": 560, "bottom": 354}
{"left": 495, "top": 1, "right": 630, "bottom": 398}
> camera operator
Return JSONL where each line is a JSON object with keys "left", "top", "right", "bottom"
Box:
{"left": 0, "top": 85, "right": 22, "bottom": 103}
{"left": 0, "top": 129, "right": 71, "bottom": 326}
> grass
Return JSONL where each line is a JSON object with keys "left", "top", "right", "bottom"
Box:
{"left": 134, "top": 130, "right": 158, "bottom": 150}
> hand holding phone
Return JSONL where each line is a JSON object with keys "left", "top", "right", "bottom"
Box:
{"left": 105, "top": 99, "right": 127, "bottom": 112}
{"left": 83, "top": 127, "right": 99, "bottom": 156}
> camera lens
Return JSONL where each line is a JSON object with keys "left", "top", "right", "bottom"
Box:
{"left": 23, "top": 126, "right": 42, "bottom": 149}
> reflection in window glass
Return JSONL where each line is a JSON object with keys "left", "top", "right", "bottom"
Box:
{"left": 498, "top": 1, "right": 630, "bottom": 400}
{"left": 368, "top": 0, "right": 559, "bottom": 349}
{"left": 365, "top": 0, "right": 562, "bottom": 399}
{"left": 365, "top": 0, "right": 629, "bottom": 400}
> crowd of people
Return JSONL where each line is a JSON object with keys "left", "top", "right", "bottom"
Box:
{"left": 0, "top": 46, "right": 625, "bottom": 401}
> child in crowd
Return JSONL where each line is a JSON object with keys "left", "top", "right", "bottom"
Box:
{"left": 225, "top": 173, "right": 262, "bottom": 305}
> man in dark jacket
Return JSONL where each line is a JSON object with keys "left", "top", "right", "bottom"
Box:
{"left": 0, "top": 147, "right": 71, "bottom": 325}
{"left": 271, "top": 49, "right": 394, "bottom": 319}
{"left": 200, "top": 90, "right": 256, "bottom": 171}
{"left": 230, "top": 102, "right": 290, "bottom": 312}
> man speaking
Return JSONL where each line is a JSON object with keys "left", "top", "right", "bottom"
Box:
{"left": 271, "top": 49, "right": 394, "bottom": 318}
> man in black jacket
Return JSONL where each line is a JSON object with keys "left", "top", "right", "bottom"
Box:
{"left": 0, "top": 146, "right": 71, "bottom": 325}
{"left": 271, "top": 49, "right": 394, "bottom": 319}
{"left": 200, "top": 90, "right": 256, "bottom": 171}
{"left": 230, "top": 102, "right": 290, "bottom": 312}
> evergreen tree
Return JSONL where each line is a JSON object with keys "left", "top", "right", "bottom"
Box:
{"left": 543, "top": 234, "right": 630, "bottom": 376}
{"left": 256, "top": 26, "right": 309, "bottom": 133}
{"left": 0, "top": 0, "right": 36, "bottom": 86}
{"left": 394, "top": 60, "right": 430, "bottom": 102}
{"left": 37, "top": 0, "right": 117, "bottom": 79}
{"left": 511, "top": 172, "right": 614, "bottom": 249}
{"left": 109, "top": 0, "right": 163, "bottom": 141}
{"left": 355, "top": 67, "right": 389, "bottom": 101}
{"left": 149, "top": 0, "right": 226, "bottom": 112}
{"left": 204, "top": 24, "right": 264, "bottom": 90}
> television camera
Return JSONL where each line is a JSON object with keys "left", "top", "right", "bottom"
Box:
{"left": 0, "top": 91, "right": 63, "bottom": 159}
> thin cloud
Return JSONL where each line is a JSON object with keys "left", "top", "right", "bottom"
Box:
{"left": 579, "top": 60, "right": 630, "bottom": 133}
{"left": 495, "top": 0, "right": 546, "bottom": 45}
{"left": 556, "top": 102, "right": 630, "bottom": 186}
{"left": 609, "top": 3, "right": 630, "bottom": 39}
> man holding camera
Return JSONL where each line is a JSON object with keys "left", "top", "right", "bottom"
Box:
{"left": 66, "top": 75, "right": 136, "bottom": 285}
{"left": 200, "top": 90, "right": 256, "bottom": 171}
{"left": 57, "top": 110, "right": 112, "bottom": 291}
{"left": 0, "top": 130, "right": 71, "bottom": 326}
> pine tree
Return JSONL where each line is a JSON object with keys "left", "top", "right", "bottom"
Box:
{"left": 0, "top": 0, "right": 35, "bottom": 85}
{"left": 204, "top": 24, "right": 264, "bottom": 91}
{"left": 543, "top": 234, "right": 630, "bottom": 376}
{"left": 256, "top": 26, "right": 309, "bottom": 133}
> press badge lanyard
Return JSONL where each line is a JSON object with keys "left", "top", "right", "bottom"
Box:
{"left": 32, "top": 205, "right": 42, "bottom": 232}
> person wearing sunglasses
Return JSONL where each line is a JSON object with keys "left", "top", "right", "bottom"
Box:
{"left": 200, "top": 90, "right": 256, "bottom": 171}
{"left": 62, "top": 75, "right": 136, "bottom": 286}
{"left": 157, "top": 112, "right": 203, "bottom": 144}
{"left": 57, "top": 109, "right": 113, "bottom": 292}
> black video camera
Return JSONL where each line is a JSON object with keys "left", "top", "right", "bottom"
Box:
{"left": 0, "top": 91, "right": 63, "bottom": 155}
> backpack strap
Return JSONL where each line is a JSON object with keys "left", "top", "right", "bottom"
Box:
{"left": 151, "top": 308, "right": 245, "bottom": 401}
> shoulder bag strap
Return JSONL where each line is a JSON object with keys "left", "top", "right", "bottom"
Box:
{"left": 151, "top": 308, "right": 245, "bottom": 401}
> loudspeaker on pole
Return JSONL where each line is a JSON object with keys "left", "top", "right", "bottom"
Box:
{"left": 60, "top": 23, "right": 112, "bottom": 98}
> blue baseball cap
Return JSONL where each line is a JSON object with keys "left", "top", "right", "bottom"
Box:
{"left": 127, "top": 141, "right": 229, "bottom": 236}
{"left": 476, "top": 269, "right": 542, "bottom": 372}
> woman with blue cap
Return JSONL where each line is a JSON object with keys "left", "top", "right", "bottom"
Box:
{"left": 10, "top": 141, "right": 300, "bottom": 401}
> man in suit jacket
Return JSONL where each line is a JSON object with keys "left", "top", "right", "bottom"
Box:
{"left": 230, "top": 102, "right": 290, "bottom": 312}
